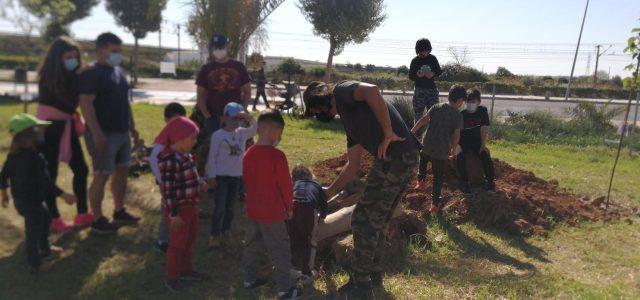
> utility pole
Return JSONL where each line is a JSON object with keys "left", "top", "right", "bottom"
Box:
{"left": 159, "top": 27, "right": 162, "bottom": 52}
{"left": 586, "top": 52, "right": 591, "bottom": 75}
{"left": 593, "top": 44, "right": 612, "bottom": 84}
{"left": 176, "top": 24, "right": 181, "bottom": 67}
{"left": 565, "top": 0, "right": 590, "bottom": 101}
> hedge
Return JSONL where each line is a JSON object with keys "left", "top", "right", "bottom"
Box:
{"left": 0, "top": 55, "right": 39, "bottom": 70}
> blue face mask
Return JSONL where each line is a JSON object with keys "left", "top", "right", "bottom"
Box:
{"left": 107, "top": 52, "right": 123, "bottom": 67}
{"left": 64, "top": 58, "right": 78, "bottom": 71}
{"left": 466, "top": 103, "right": 478, "bottom": 112}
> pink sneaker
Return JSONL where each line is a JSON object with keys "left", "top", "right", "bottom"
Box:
{"left": 51, "top": 218, "right": 73, "bottom": 233}
{"left": 73, "top": 213, "right": 94, "bottom": 228}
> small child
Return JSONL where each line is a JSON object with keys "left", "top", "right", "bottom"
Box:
{"left": 206, "top": 102, "right": 257, "bottom": 247}
{"left": 241, "top": 110, "right": 302, "bottom": 300}
{"left": 0, "top": 114, "right": 77, "bottom": 272}
{"left": 157, "top": 116, "right": 208, "bottom": 292}
{"left": 149, "top": 102, "right": 187, "bottom": 253}
{"left": 457, "top": 88, "right": 496, "bottom": 194}
{"left": 412, "top": 85, "right": 465, "bottom": 214}
{"left": 288, "top": 165, "right": 327, "bottom": 283}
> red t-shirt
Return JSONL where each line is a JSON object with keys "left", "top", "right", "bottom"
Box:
{"left": 195, "top": 60, "right": 251, "bottom": 117}
{"left": 242, "top": 145, "right": 293, "bottom": 222}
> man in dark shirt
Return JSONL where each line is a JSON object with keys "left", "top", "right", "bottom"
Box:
{"left": 252, "top": 60, "right": 270, "bottom": 111}
{"left": 196, "top": 34, "right": 252, "bottom": 135}
{"left": 79, "top": 32, "right": 140, "bottom": 234}
{"left": 409, "top": 38, "right": 442, "bottom": 123}
{"left": 457, "top": 88, "right": 496, "bottom": 194}
{"left": 303, "top": 80, "right": 421, "bottom": 298}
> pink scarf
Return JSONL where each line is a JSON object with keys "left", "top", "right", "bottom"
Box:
{"left": 36, "top": 104, "right": 86, "bottom": 163}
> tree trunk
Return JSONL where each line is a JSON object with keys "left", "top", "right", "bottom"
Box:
{"left": 133, "top": 37, "right": 139, "bottom": 86}
{"left": 324, "top": 40, "right": 336, "bottom": 82}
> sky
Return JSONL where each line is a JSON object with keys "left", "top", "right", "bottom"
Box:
{"left": 1, "top": 0, "right": 639, "bottom": 76}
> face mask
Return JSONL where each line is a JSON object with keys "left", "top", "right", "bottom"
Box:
{"left": 64, "top": 58, "right": 78, "bottom": 71}
{"left": 315, "top": 111, "right": 335, "bottom": 123}
{"left": 466, "top": 103, "right": 478, "bottom": 112}
{"left": 107, "top": 52, "right": 123, "bottom": 67}
{"left": 273, "top": 138, "right": 280, "bottom": 147}
{"left": 458, "top": 102, "right": 467, "bottom": 112}
{"left": 225, "top": 118, "right": 240, "bottom": 129}
{"left": 212, "top": 49, "right": 227, "bottom": 60}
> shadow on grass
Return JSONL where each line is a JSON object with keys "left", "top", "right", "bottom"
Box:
{"left": 432, "top": 214, "right": 537, "bottom": 271}
{"left": 476, "top": 226, "right": 550, "bottom": 263}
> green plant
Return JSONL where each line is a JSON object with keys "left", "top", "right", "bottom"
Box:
{"left": 389, "top": 96, "right": 414, "bottom": 127}
{"left": 440, "top": 63, "right": 488, "bottom": 83}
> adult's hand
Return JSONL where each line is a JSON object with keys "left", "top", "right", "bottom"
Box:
{"left": 378, "top": 132, "right": 405, "bottom": 160}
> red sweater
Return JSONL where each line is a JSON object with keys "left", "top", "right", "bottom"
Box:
{"left": 243, "top": 145, "right": 293, "bottom": 222}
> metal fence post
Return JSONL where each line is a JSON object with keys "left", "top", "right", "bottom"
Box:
{"left": 630, "top": 89, "right": 640, "bottom": 151}
{"left": 490, "top": 83, "right": 496, "bottom": 119}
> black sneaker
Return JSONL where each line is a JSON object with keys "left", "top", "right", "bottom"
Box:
{"left": 155, "top": 241, "right": 168, "bottom": 253}
{"left": 486, "top": 182, "right": 496, "bottom": 193}
{"left": 91, "top": 217, "right": 118, "bottom": 235}
{"left": 113, "top": 209, "right": 140, "bottom": 225}
{"left": 278, "top": 287, "right": 303, "bottom": 300}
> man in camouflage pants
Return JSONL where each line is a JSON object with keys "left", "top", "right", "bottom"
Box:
{"left": 303, "top": 80, "right": 421, "bottom": 298}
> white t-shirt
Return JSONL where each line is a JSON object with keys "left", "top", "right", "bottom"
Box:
{"left": 206, "top": 126, "right": 257, "bottom": 178}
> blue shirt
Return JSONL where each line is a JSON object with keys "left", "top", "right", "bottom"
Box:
{"left": 79, "top": 64, "right": 131, "bottom": 133}
{"left": 293, "top": 180, "right": 328, "bottom": 218}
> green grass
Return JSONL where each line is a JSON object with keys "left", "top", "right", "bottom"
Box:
{"left": 0, "top": 103, "right": 639, "bottom": 299}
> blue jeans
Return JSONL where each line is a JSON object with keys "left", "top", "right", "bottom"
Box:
{"left": 210, "top": 176, "right": 242, "bottom": 236}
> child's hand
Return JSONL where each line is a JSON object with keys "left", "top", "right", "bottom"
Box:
{"left": 170, "top": 216, "right": 185, "bottom": 231}
{"left": 417, "top": 70, "right": 425, "bottom": 78}
{"left": 286, "top": 210, "right": 293, "bottom": 220}
{"left": 61, "top": 193, "right": 77, "bottom": 205}
{"left": 208, "top": 178, "right": 217, "bottom": 190}
{"left": 200, "top": 181, "right": 209, "bottom": 192}
{"left": 426, "top": 71, "right": 435, "bottom": 79}
{"left": 480, "top": 145, "right": 490, "bottom": 153}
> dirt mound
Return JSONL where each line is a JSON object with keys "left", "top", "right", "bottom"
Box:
{"left": 313, "top": 154, "right": 635, "bottom": 235}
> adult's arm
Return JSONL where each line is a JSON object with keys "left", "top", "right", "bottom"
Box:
{"left": 149, "top": 144, "right": 164, "bottom": 183}
{"left": 450, "top": 129, "right": 461, "bottom": 159}
{"left": 326, "top": 144, "right": 363, "bottom": 198}
{"left": 196, "top": 86, "right": 211, "bottom": 118}
{"left": 79, "top": 94, "right": 106, "bottom": 153}
{"left": 354, "top": 83, "right": 404, "bottom": 160}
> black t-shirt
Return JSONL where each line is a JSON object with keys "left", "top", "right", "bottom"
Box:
{"left": 409, "top": 54, "right": 442, "bottom": 89}
{"left": 38, "top": 73, "right": 80, "bottom": 115}
{"left": 334, "top": 80, "right": 421, "bottom": 159}
{"left": 460, "top": 106, "right": 490, "bottom": 148}
{"left": 78, "top": 64, "right": 131, "bottom": 133}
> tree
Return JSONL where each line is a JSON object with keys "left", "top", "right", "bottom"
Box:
{"left": 187, "top": 0, "right": 285, "bottom": 59}
{"left": 448, "top": 46, "right": 471, "bottom": 65}
{"left": 354, "top": 63, "right": 363, "bottom": 71}
{"left": 20, "top": 0, "right": 99, "bottom": 42}
{"left": 277, "top": 57, "right": 303, "bottom": 82}
{"left": 495, "top": 66, "right": 513, "bottom": 78}
{"left": 364, "top": 64, "right": 376, "bottom": 72}
{"left": 106, "top": 0, "right": 167, "bottom": 86}
{"left": 396, "top": 65, "right": 409, "bottom": 76}
{"left": 298, "top": 0, "right": 386, "bottom": 81}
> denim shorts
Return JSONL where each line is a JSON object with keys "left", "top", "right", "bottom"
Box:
{"left": 85, "top": 129, "right": 131, "bottom": 174}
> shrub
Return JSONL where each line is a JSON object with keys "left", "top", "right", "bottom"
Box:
{"left": 0, "top": 55, "right": 40, "bottom": 70}
{"left": 389, "top": 96, "right": 414, "bottom": 127}
{"left": 495, "top": 66, "right": 513, "bottom": 78}
{"left": 440, "top": 63, "right": 488, "bottom": 82}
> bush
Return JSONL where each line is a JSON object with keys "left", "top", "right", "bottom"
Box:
{"left": 440, "top": 63, "right": 488, "bottom": 82}
{"left": 495, "top": 66, "right": 513, "bottom": 78}
{"left": 0, "top": 55, "right": 40, "bottom": 70}
{"left": 389, "top": 96, "right": 414, "bottom": 127}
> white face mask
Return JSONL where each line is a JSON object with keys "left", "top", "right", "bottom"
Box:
{"left": 212, "top": 49, "right": 227, "bottom": 60}
{"left": 107, "top": 52, "right": 123, "bottom": 67}
{"left": 466, "top": 103, "right": 478, "bottom": 112}
{"left": 64, "top": 58, "right": 79, "bottom": 71}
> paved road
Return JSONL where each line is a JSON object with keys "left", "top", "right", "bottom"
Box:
{"left": 2, "top": 81, "right": 639, "bottom": 124}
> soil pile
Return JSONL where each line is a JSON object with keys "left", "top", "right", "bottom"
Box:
{"left": 313, "top": 154, "right": 636, "bottom": 235}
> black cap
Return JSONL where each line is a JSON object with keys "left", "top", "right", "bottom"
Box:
{"left": 209, "top": 34, "right": 228, "bottom": 49}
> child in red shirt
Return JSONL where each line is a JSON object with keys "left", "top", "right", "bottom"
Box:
{"left": 241, "top": 110, "right": 302, "bottom": 300}
{"left": 157, "top": 116, "right": 209, "bottom": 292}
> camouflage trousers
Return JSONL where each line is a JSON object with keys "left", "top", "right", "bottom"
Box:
{"left": 351, "top": 150, "right": 418, "bottom": 282}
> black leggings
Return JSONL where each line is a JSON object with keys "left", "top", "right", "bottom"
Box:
{"left": 253, "top": 88, "right": 268, "bottom": 107}
{"left": 22, "top": 205, "right": 51, "bottom": 268}
{"left": 456, "top": 147, "right": 495, "bottom": 184}
{"left": 39, "top": 120, "right": 89, "bottom": 218}
{"left": 419, "top": 154, "right": 447, "bottom": 206}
